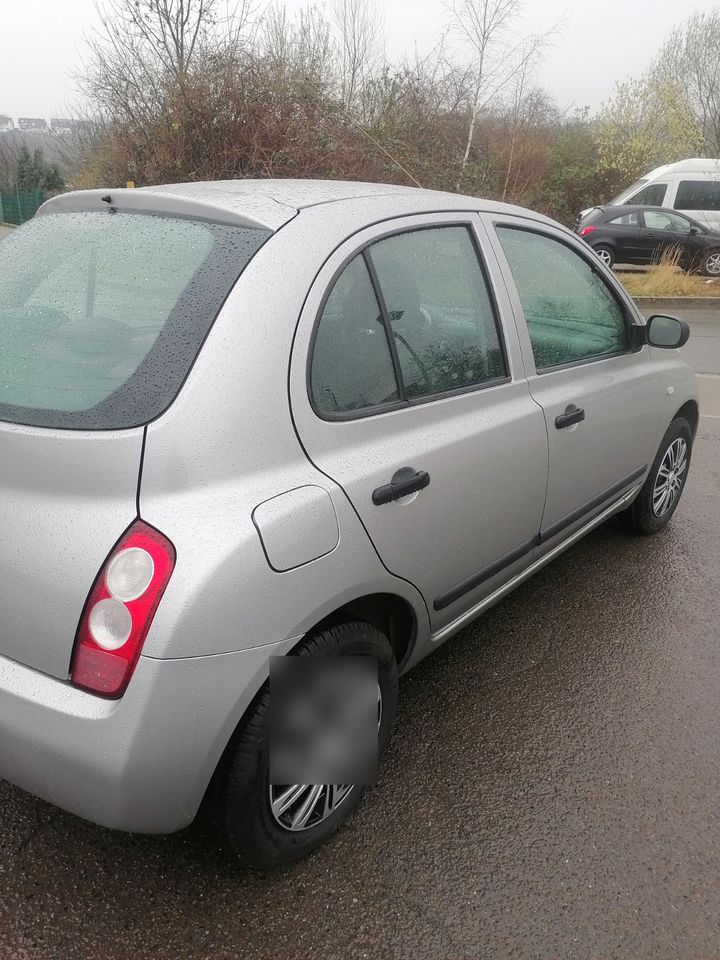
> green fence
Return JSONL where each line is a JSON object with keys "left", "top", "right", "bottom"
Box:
{"left": 0, "top": 190, "right": 44, "bottom": 225}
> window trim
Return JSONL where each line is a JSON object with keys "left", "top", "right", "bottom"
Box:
{"left": 493, "top": 221, "right": 639, "bottom": 376}
{"left": 306, "top": 220, "right": 512, "bottom": 422}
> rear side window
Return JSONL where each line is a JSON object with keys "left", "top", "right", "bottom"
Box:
{"left": 609, "top": 212, "right": 640, "bottom": 226}
{"left": 626, "top": 182, "right": 667, "bottom": 206}
{"left": 310, "top": 225, "right": 507, "bottom": 417}
{"left": 0, "top": 211, "right": 270, "bottom": 429}
{"left": 497, "top": 227, "right": 629, "bottom": 370}
{"left": 675, "top": 179, "right": 720, "bottom": 211}
{"left": 368, "top": 226, "right": 506, "bottom": 399}
{"left": 311, "top": 256, "right": 399, "bottom": 415}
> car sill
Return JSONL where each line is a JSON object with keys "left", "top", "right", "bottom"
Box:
{"left": 430, "top": 478, "right": 644, "bottom": 646}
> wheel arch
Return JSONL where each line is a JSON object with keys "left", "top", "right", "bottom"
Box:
{"left": 297, "top": 591, "right": 419, "bottom": 672}
{"left": 202, "top": 590, "right": 419, "bottom": 822}
{"left": 674, "top": 399, "right": 699, "bottom": 437}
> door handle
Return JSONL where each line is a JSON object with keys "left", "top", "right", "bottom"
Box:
{"left": 372, "top": 467, "right": 430, "bottom": 505}
{"left": 555, "top": 404, "right": 585, "bottom": 429}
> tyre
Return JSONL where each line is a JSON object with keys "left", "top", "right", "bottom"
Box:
{"left": 620, "top": 417, "right": 693, "bottom": 535}
{"left": 593, "top": 245, "right": 615, "bottom": 269}
{"left": 701, "top": 249, "right": 720, "bottom": 277}
{"left": 210, "top": 620, "right": 398, "bottom": 868}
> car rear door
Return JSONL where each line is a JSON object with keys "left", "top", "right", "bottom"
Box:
{"left": 290, "top": 212, "right": 548, "bottom": 630}
{"left": 483, "top": 215, "right": 665, "bottom": 553}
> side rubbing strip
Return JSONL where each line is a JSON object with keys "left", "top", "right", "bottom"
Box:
{"left": 434, "top": 537, "right": 538, "bottom": 612}
{"left": 538, "top": 465, "right": 647, "bottom": 544}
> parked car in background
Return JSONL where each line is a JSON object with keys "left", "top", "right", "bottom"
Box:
{"left": 575, "top": 204, "right": 720, "bottom": 275}
{"left": 0, "top": 180, "right": 698, "bottom": 868}
{"left": 581, "top": 158, "right": 720, "bottom": 230}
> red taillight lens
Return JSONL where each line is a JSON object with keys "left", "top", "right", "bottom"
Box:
{"left": 579, "top": 225, "right": 597, "bottom": 237}
{"left": 71, "top": 521, "right": 176, "bottom": 698}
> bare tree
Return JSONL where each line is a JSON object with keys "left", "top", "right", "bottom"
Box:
{"left": 446, "top": 0, "right": 556, "bottom": 190}
{"left": 79, "top": 0, "right": 254, "bottom": 123}
{"left": 332, "top": 0, "right": 385, "bottom": 112}
{"left": 262, "top": 3, "right": 334, "bottom": 79}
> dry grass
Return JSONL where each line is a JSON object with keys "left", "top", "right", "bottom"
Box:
{"left": 617, "top": 247, "right": 720, "bottom": 298}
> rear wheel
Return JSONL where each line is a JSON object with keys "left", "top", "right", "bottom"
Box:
{"left": 701, "top": 249, "right": 720, "bottom": 277}
{"left": 210, "top": 620, "right": 398, "bottom": 868}
{"left": 594, "top": 245, "right": 615, "bottom": 269}
{"left": 620, "top": 418, "right": 692, "bottom": 535}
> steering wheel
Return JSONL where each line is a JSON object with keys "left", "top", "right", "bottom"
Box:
{"left": 392, "top": 330, "right": 433, "bottom": 391}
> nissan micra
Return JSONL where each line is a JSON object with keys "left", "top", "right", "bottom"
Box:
{"left": 0, "top": 180, "right": 698, "bottom": 867}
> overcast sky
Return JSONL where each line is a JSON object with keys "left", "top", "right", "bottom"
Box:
{"left": 1, "top": 0, "right": 718, "bottom": 119}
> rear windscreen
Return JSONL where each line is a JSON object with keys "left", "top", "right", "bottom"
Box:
{"left": 0, "top": 211, "right": 270, "bottom": 429}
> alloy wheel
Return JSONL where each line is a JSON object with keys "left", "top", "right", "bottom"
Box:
{"left": 596, "top": 248, "right": 613, "bottom": 268}
{"left": 705, "top": 252, "right": 720, "bottom": 276}
{"left": 652, "top": 437, "right": 688, "bottom": 517}
{"left": 269, "top": 783, "right": 355, "bottom": 831}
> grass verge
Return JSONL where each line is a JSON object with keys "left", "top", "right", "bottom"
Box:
{"left": 617, "top": 247, "right": 720, "bottom": 298}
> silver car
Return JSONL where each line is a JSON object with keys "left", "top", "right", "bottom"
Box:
{"left": 0, "top": 180, "right": 697, "bottom": 867}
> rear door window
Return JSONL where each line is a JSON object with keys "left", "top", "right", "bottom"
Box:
{"left": 675, "top": 179, "right": 720, "bottom": 211}
{"left": 367, "top": 226, "right": 507, "bottom": 399}
{"left": 0, "top": 211, "right": 269, "bottom": 429}
{"left": 310, "top": 256, "right": 400, "bottom": 415}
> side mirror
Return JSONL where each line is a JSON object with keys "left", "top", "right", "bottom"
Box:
{"left": 647, "top": 314, "right": 690, "bottom": 349}
{"left": 689, "top": 226, "right": 699, "bottom": 235}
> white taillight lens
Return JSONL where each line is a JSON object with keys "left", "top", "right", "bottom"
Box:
{"left": 88, "top": 597, "right": 133, "bottom": 650}
{"left": 106, "top": 547, "right": 155, "bottom": 602}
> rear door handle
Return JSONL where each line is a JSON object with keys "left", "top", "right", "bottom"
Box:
{"left": 555, "top": 404, "right": 585, "bottom": 429}
{"left": 372, "top": 467, "right": 430, "bottom": 505}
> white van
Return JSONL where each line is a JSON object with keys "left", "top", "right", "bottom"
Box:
{"left": 607, "top": 159, "right": 720, "bottom": 229}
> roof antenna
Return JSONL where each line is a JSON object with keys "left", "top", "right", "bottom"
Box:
{"left": 100, "top": 194, "right": 112, "bottom": 204}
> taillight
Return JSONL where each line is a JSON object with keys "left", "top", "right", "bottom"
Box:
{"left": 71, "top": 521, "right": 176, "bottom": 698}
{"left": 578, "top": 225, "right": 597, "bottom": 237}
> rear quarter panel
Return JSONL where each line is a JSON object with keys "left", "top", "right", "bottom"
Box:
{"left": 138, "top": 207, "right": 432, "bottom": 663}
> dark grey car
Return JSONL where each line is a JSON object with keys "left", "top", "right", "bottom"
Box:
{"left": 576, "top": 204, "right": 720, "bottom": 274}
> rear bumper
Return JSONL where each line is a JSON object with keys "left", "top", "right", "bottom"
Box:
{"left": 0, "top": 639, "right": 295, "bottom": 833}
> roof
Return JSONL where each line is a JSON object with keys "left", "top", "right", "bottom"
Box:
{"left": 590, "top": 204, "right": 703, "bottom": 219}
{"left": 38, "top": 178, "right": 536, "bottom": 232}
{"left": 645, "top": 158, "right": 720, "bottom": 178}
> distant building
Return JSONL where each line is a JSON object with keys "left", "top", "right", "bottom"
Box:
{"left": 17, "top": 117, "right": 48, "bottom": 132}
{"left": 0, "top": 115, "right": 13, "bottom": 132}
{"left": 50, "top": 117, "right": 73, "bottom": 136}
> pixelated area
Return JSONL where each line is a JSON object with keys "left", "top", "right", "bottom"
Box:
{"left": 269, "top": 657, "right": 379, "bottom": 786}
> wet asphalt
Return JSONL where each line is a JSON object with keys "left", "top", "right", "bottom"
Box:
{"left": 1, "top": 311, "right": 720, "bottom": 959}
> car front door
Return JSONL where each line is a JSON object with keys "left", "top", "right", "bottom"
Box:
{"left": 641, "top": 209, "right": 694, "bottom": 263}
{"left": 484, "top": 216, "right": 665, "bottom": 552}
{"left": 290, "top": 213, "right": 548, "bottom": 629}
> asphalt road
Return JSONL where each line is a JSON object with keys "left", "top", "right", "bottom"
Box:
{"left": 635, "top": 299, "right": 720, "bottom": 377}
{"left": 1, "top": 302, "right": 719, "bottom": 959}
